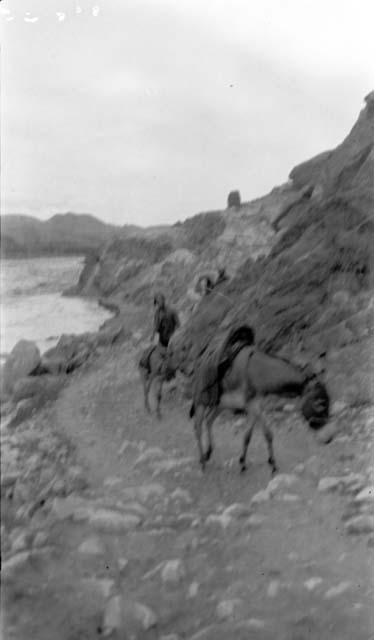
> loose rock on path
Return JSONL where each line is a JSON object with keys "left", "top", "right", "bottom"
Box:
{"left": 2, "top": 345, "right": 374, "bottom": 639}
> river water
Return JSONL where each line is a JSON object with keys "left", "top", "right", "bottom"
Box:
{"left": 0, "top": 256, "right": 112, "bottom": 359}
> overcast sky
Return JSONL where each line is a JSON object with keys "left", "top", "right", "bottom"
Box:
{"left": 1, "top": 0, "right": 373, "bottom": 226}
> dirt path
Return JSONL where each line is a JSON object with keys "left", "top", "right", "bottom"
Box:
{"left": 3, "top": 342, "right": 374, "bottom": 640}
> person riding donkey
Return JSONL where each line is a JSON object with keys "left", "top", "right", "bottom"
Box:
{"left": 151, "top": 291, "right": 180, "bottom": 349}
{"left": 139, "top": 291, "right": 180, "bottom": 417}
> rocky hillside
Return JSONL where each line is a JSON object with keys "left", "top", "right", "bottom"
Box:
{"left": 69, "top": 93, "right": 374, "bottom": 408}
{"left": 171, "top": 92, "right": 374, "bottom": 407}
{"left": 70, "top": 185, "right": 311, "bottom": 322}
{"left": 0, "top": 213, "right": 135, "bottom": 258}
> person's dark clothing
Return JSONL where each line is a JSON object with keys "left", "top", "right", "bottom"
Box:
{"left": 154, "top": 306, "right": 179, "bottom": 347}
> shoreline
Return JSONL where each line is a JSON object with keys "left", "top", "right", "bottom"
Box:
{"left": 1, "top": 255, "right": 118, "bottom": 374}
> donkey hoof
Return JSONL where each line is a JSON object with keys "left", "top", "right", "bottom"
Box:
{"left": 204, "top": 447, "right": 212, "bottom": 462}
{"left": 239, "top": 459, "right": 247, "bottom": 473}
{"left": 271, "top": 465, "right": 278, "bottom": 476}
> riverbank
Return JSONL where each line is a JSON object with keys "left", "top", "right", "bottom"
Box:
{"left": 0, "top": 256, "right": 114, "bottom": 360}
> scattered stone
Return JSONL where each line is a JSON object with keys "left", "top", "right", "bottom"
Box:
{"left": 104, "top": 476, "right": 122, "bottom": 488}
{"left": 152, "top": 457, "right": 194, "bottom": 475}
{"left": 222, "top": 503, "right": 252, "bottom": 519}
{"left": 2, "top": 551, "right": 31, "bottom": 580}
{"left": 66, "top": 465, "right": 88, "bottom": 492}
{"left": 281, "top": 493, "right": 300, "bottom": 502}
{"left": 267, "top": 580, "right": 280, "bottom": 598}
{"left": 171, "top": 488, "right": 193, "bottom": 504}
{"left": 132, "top": 602, "right": 158, "bottom": 630}
{"left": 283, "top": 403, "right": 294, "bottom": 412}
{"left": 251, "top": 489, "right": 271, "bottom": 505}
{"left": 216, "top": 598, "right": 243, "bottom": 621}
{"left": 188, "top": 626, "right": 219, "bottom": 640}
{"left": 160, "top": 635, "right": 180, "bottom": 640}
{"left": 52, "top": 495, "right": 85, "bottom": 520}
{"left": 267, "top": 474, "right": 298, "bottom": 495}
{"left": 1, "top": 472, "right": 20, "bottom": 488}
{"left": 304, "top": 577, "right": 323, "bottom": 591}
{"left": 331, "top": 400, "right": 348, "bottom": 415}
{"left": 188, "top": 581, "right": 199, "bottom": 598}
{"left": 103, "top": 595, "right": 157, "bottom": 637}
{"left": 318, "top": 477, "right": 342, "bottom": 493}
{"left": 246, "top": 514, "right": 265, "bottom": 528}
{"left": 345, "top": 515, "right": 374, "bottom": 535}
{"left": 303, "top": 455, "right": 321, "bottom": 480}
{"left": 89, "top": 509, "right": 141, "bottom": 532}
{"left": 33, "top": 531, "right": 49, "bottom": 548}
{"left": 143, "top": 561, "right": 165, "bottom": 581}
{"left": 354, "top": 486, "right": 374, "bottom": 502}
{"left": 161, "top": 559, "right": 185, "bottom": 584}
{"left": 122, "top": 483, "right": 166, "bottom": 503}
{"left": 324, "top": 582, "right": 352, "bottom": 599}
{"left": 10, "top": 530, "right": 31, "bottom": 553}
{"left": 316, "top": 422, "right": 338, "bottom": 444}
{"left": 83, "top": 577, "right": 115, "bottom": 599}
{"left": 102, "top": 595, "right": 122, "bottom": 636}
{"left": 294, "top": 463, "right": 305, "bottom": 474}
{"left": 318, "top": 474, "right": 366, "bottom": 495}
{"left": 205, "top": 513, "right": 232, "bottom": 530}
{"left": 118, "top": 440, "right": 132, "bottom": 455}
{"left": 78, "top": 536, "right": 105, "bottom": 555}
{"left": 237, "top": 618, "right": 266, "bottom": 630}
{"left": 177, "top": 513, "right": 199, "bottom": 527}
{"left": 115, "top": 500, "right": 148, "bottom": 517}
{"left": 134, "top": 447, "right": 166, "bottom": 466}
{"left": 118, "top": 557, "right": 129, "bottom": 572}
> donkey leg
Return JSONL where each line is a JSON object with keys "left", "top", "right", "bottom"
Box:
{"left": 154, "top": 376, "right": 163, "bottom": 420}
{"left": 239, "top": 397, "right": 260, "bottom": 472}
{"left": 260, "top": 415, "right": 277, "bottom": 475}
{"left": 194, "top": 405, "right": 207, "bottom": 470}
{"left": 140, "top": 367, "right": 152, "bottom": 414}
{"left": 204, "top": 407, "right": 218, "bottom": 462}
{"left": 239, "top": 417, "right": 255, "bottom": 473}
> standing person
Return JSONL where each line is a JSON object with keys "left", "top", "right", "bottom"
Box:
{"left": 139, "top": 292, "right": 180, "bottom": 418}
{"left": 151, "top": 292, "right": 180, "bottom": 348}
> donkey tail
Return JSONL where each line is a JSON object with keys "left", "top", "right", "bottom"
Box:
{"left": 301, "top": 380, "right": 330, "bottom": 430}
{"left": 189, "top": 403, "right": 195, "bottom": 418}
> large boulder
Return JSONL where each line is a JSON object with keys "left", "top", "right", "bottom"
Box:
{"left": 12, "top": 375, "right": 63, "bottom": 403}
{"left": 2, "top": 340, "right": 41, "bottom": 396}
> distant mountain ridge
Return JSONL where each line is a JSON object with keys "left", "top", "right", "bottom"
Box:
{"left": 0, "top": 213, "right": 139, "bottom": 258}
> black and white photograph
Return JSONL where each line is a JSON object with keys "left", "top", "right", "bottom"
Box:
{"left": 1, "top": 1, "right": 374, "bottom": 638}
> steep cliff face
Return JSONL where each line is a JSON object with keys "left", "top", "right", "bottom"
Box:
{"left": 69, "top": 94, "right": 374, "bottom": 405}
{"left": 71, "top": 183, "right": 313, "bottom": 318}
{"left": 170, "top": 94, "right": 374, "bottom": 405}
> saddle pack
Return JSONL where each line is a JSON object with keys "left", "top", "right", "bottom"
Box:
{"left": 192, "top": 325, "right": 255, "bottom": 408}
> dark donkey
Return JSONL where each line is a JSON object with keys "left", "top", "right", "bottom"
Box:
{"left": 139, "top": 343, "right": 179, "bottom": 418}
{"left": 189, "top": 327, "right": 330, "bottom": 473}
{"left": 139, "top": 292, "right": 179, "bottom": 418}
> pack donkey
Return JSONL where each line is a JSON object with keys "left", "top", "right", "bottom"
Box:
{"left": 187, "top": 325, "right": 330, "bottom": 473}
